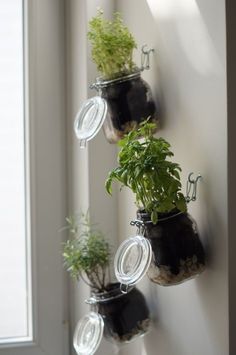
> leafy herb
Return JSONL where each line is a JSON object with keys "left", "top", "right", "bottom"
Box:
{"left": 62, "top": 212, "right": 111, "bottom": 292}
{"left": 105, "top": 120, "right": 187, "bottom": 224}
{"left": 87, "top": 9, "right": 137, "bottom": 79}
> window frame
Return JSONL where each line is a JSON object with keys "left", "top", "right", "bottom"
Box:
{"left": 0, "top": 0, "right": 68, "bottom": 354}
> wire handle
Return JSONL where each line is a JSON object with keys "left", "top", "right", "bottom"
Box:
{"left": 186, "top": 172, "right": 202, "bottom": 203}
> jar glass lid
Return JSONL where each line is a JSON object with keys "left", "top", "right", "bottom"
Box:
{"left": 74, "top": 96, "right": 107, "bottom": 148}
{"left": 114, "top": 235, "right": 152, "bottom": 286}
{"left": 73, "top": 312, "right": 104, "bottom": 355}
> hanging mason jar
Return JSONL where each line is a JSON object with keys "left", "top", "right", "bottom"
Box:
{"left": 73, "top": 283, "right": 151, "bottom": 355}
{"left": 74, "top": 48, "right": 159, "bottom": 146}
{"left": 88, "top": 282, "right": 150, "bottom": 343}
{"left": 90, "top": 69, "right": 157, "bottom": 143}
{"left": 114, "top": 211, "right": 205, "bottom": 288}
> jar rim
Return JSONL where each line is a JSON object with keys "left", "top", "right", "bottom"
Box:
{"left": 73, "top": 311, "right": 104, "bottom": 355}
{"left": 87, "top": 283, "right": 134, "bottom": 304}
{"left": 92, "top": 68, "right": 141, "bottom": 89}
{"left": 73, "top": 96, "right": 107, "bottom": 147}
{"left": 114, "top": 235, "right": 152, "bottom": 287}
{"left": 136, "top": 209, "right": 184, "bottom": 223}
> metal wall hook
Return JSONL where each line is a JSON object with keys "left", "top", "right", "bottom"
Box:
{"left": 141, "top": 45, "right": 154, "bottom": 71}
{"left": 186, "top": 172, "right": 202, "bottom": 203}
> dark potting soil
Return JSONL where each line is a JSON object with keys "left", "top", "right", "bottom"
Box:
{"left": 101, "top": 76, "right": 157, "bottom": 132}
{"left": 96, "top": 283, "right": 150, "bottom": 343}
{"left": 137, "top": 210, "right": 205, "bottom": 276}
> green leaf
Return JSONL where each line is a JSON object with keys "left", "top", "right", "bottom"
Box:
{"left": 121, "top": 170, "right": 128, "bottom": 186}
{"left": 105, "top": 177, "right": 113, "bottom": 195}
{"left": 62, "top": 213, "right": 111, "bottom": 291}
{"left": 172, "top": 170, "right": 180, "bottom": 180}
{"left": 88, "top": 11, "right": 137, "bottom": 78}
{"left": 176, "top": 195, "right": 187, "bottom": 212}
{"left": 105, "top": 120, "right": 185, "bottom": 217}
{"left": 151, "top": 210, "right": 158, "bottom": 224}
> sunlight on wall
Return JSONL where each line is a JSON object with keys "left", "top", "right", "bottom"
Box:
{"left": 146, "top": 0, "right": 174, "bottom": 19}
{"left": 146, "top": 0, "right": 222, "bottom": 75}
{"left": 146, "top": 0, "right": 198, "bottom": 19}
{"left": 142, "top": 345, "right": 148, "bottom": 355}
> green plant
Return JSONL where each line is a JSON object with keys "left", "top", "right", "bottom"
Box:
{"left": 105, "top": 120, "right": 187, "bottom": 224}
{"left": 62, "top": 213, "right": 111, "bottom": 292}
{"left": 87, "top": 9, "right": 137, "bottom": 79}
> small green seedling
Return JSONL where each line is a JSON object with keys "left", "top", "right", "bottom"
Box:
{"left": 88, "top": 9, "right": 137, "bottom": 79}
{"left": 63, "top": 213, "right": 111, "bottom": 292}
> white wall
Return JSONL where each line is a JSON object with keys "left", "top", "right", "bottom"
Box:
{"left": 115, "top": 1, "right": 228, "bottom": 355}
{"left": 66, "top": 1, "right": 230, "bottom": 354}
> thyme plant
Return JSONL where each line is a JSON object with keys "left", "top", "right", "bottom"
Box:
{"left": 87, "top": 10, "right": 137, "bottom": 79}
{"left": 63, "top": 213, "right": 111, "bottom": 292}
{"left": 105, "top": 120, "right": 187, "bottom": 224}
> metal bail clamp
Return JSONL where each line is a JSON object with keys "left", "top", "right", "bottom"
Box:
{"left": 130, "top": 219, "right": 146, "bottom": 236}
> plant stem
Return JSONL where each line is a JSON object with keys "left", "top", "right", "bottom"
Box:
{"left": 78, "top": 273, "right": 95, "bottom": 289}
{"left": 93, "top": 267, "right": 105, "bottom": 290}
{"left": 85, "top": 271, "right": 100, "bottom": 290}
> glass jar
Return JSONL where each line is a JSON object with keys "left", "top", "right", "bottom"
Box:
{"left": 89, "top": 283, "right": 150, "bottom": 343}
{"left": 115, "top": 210, "right": 205, "bottom": 288}
{"left": 74, "top": 69, "right": 158, "bottom": 146}
{"left": 138, "top": 210, "right": 206, "bottom": 286}
{"left": 73, "top": 283, "right": 150, "bottom": 354}
{"left": 93, "top": 70, "right": 158, "bottom": 143}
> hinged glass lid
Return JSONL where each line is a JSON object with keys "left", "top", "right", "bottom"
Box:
{"left": 74, "top": 96, "right": 107, "bottom": 148}
{"left": 73, "top": 312, "right": 104, "bottom": 355}
{"left": 114, "top": 235, "right": 152, "bottom": 286}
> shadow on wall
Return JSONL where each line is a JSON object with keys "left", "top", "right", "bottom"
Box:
{"left": 141, "top": 284, "right": 184, "bottom": 355}
{"left": 116, "top": 1, "right": 227, "bottom": 354}
{"left": 139, "top": 193, "right": 228, "bottom": 355}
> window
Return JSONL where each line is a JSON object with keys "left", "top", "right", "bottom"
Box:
{"left": 0, "top": 1, "right": 68, "bottom": 354}
{"left": 0, "top": 0, "right": 32, "bottom": 343}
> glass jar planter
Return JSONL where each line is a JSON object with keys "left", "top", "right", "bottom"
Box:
{"left": 137, "top": 210, "right": 206, "bottom": 286}
{"left": 73, "top": 283, "right": 151, "bottom": 355}
{"left": 115, "top": 210, "right": 205, "bottom": 288}
{"left": 89, "top": 282, "right": 150, "bottom": 343}
{"left": 74, "top": 69, "right": 158, "bottom": 146}
{"left": 92, "top": 69, "right": 158, "bottom": 143}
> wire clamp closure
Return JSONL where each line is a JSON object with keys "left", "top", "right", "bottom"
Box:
{"left": 130, "top": 220, "right": 146, "bottom": 235}
{"left": 186, "top": 172, "right": 202, "bottom": 203}
{"left": 120, "top": 283, "right": 130, "bottom": 294}
{"left": 85, "top": 296, "right": 97, "bottom": 305}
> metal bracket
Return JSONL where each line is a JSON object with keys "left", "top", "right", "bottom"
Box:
{"left": 185, "top": 172, "right": 202, "bottom": 203}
